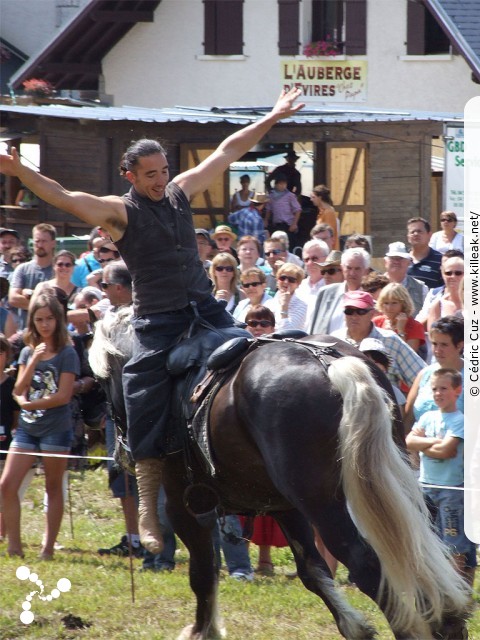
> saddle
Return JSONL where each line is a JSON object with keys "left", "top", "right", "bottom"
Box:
{"left": 174, "top": 328, "right": 342, "bottom": 477}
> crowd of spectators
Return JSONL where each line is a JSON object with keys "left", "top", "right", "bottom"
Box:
{"left": 0, "top": 198, "right": 471, "bottom": 582}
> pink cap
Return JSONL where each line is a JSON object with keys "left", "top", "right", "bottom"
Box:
{"left": 343, "top": 290, "right": 375, "bottom": 309}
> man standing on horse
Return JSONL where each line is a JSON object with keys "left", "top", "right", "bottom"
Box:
{"left": 0, "top": 88, "right": 304, "bottom": 554}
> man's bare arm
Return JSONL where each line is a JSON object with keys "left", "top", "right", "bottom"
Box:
{"left": 0, "top": 148, "right": 127, "bottom": 239}
{"left": 175, "top": 88, "right": 304, "bottom": 199}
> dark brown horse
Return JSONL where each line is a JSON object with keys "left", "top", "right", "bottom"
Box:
{"left": 89, "top": 307, "right": 470, "bottom": 640}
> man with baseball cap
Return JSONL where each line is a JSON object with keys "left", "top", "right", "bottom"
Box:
{"left": 331, "top": 290, "right": 424, "bottom": 390}
{"left": 228, "top": 194, "right": 267, "bottom": 244}
{"left": 0, "top": 228, "right": 20, "bottom": 279}
{"left": 384, "top": 241, "right": 427, "bottom": 317}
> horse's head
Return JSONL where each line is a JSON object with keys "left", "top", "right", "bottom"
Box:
{"left": 88, "top": 305, "right": 134, "bottom": 430}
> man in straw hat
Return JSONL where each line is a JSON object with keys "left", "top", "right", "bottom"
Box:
{"left": 0, "top": 87, "right": 304, "bottom": 555}
{"left": 228, "top": 194, "right": 267, "bottom": 244}
{"left": 211, "top": 225, "right": 238, "bottom": 262}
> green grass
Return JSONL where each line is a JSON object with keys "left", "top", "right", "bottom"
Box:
{"left": 0, "top": 467, "right": 478, "bottom": 640}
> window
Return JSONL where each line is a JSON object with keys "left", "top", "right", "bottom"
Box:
{"left": 407, "top": 0, "right": 451, "bottom": 55}
{"left": 279, "top": 1, "right": 367, "bottom": 56}
{"left": 312, "top": 0, "right": 366, "bottom": 55}
{"left": 204, "top": 0, "right": 244, "bottom": 55}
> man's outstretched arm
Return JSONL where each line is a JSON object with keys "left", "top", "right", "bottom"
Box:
{"left": 175, "top": 88, "right": 304, "bottom": 199}
{"left": 0, "top": 148, "right": 126, "bottom": 238}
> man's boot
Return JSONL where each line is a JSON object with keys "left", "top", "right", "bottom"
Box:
{"left": 135, "top": 458, "right": 164, "bottom": 554}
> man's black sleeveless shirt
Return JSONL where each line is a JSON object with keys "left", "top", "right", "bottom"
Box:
{"left": 116, "top": 182, "right": 212, "bottom": 316}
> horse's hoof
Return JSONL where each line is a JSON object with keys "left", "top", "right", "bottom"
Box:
{"left": 176, "top": 623, "right": 227, "bottom": 639}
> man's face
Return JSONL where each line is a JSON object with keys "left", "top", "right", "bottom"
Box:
{"left": 344, "top": 306, "right": 374, "bottom": 337}
{"left": 303, "top": 245, "right": 327, "bottom": 280}
{"left": 312, "top": 231, "right": 333, "bottom": 251}
{"left": 384, "top": 256, "right": 410, "bottom": 280}
{"left": 0, "top": 232, "right": 19, "bottom": 258}
{"left": 126, "top": 153, "right": 170, "bottom": 201}
{"left": 407, "top": 222, "right": 430, "bottom": 249}
{"left": 215, "top": 234, "right": 232, "bottom": 251}
{"left": 274, "top": 181, "right": 288, "bottom": 192}
{"left": 321, "top": 264, "right": 343, "bottom": 285}
{"left": 196, "top": 235, "right": 211, "bottom": 262}
{"left": 342, "top": 256, "right": 369, "bottom": 289}
{"left": 33, "top": 231, "right": 55, "bottom": 259}
{"left": 264, "top": 242, "right": 286, "bottom": 269}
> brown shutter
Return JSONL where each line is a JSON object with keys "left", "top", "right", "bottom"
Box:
{"left": 204, "top": 0, "right": 217, "bottom": 55}
{"left": 204, "top": 0, "right": 244, "bottom": 55}
{"left": 407, "top": 0, "right": 426, "bottom": 55}
{"left": 278, "top": 0, "right": 300, "bottom": 55}
{"left": 345, "top": 0, "right": 366, "bottom": 55}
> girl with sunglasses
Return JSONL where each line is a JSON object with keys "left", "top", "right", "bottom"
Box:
{"left": 429, "top": 211, "right": 464, "bottom": 255}
{"left": 209, "top": 253, "right": 244, "bottom": 314}
{"left": 427, "top": 256, "right": 464, "bottom": 330}
{"left": 34, "top": 250, "right": 78, "bottom": 314}
{"left": 265, "top": 263, "right": 307, "bottom": 330}
{"left": 233, "top": 267, "right": 271, "bottom": 322}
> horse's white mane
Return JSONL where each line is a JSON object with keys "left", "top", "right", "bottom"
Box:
{"left": 88, "top": 305, "right": 134, "bottom": 379}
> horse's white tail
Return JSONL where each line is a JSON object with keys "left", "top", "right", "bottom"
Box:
{"left": 328, "top": 356, "right": 470, "bottom": 636}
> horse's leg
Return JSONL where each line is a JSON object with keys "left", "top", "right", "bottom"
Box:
{"left": 316, "top": 501, "right": 437, "bottom": 640}
{"left": 274, "top": 509, "right": 377, "bottom": 640}
{"left": 163, "top": 464, "right": 224, "bottom": 640}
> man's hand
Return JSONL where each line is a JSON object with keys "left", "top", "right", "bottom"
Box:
{"left": 270, "top": 88, "right": 305, "bottom": 122}
{"left": 0, "top": 146, "right": 22, "bottom": 176}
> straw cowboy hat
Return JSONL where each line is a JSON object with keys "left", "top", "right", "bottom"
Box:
{"left": 249, "top": 193, "right": 269, "bottom": 205}
{"left": 212, "top": 225, "right": 237, "bottom": 241}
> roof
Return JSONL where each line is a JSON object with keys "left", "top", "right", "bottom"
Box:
{"left": 9, "top": 0, "right": 162, "bottom": 91}
{"left": 426, "top": 0, "right": 480, "bottom": 81}
{"left": 0, "top": 102, "right": 464, "bottom": 127}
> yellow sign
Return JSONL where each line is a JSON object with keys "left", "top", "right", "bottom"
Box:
{"left": 281, "top": 60, "right": 367, "bottom": 103}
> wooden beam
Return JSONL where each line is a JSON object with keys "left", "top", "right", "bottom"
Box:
{"left": 90, "top": 10, "right": 155, "bottom": 23}
{"left": 43, "top": 62, "right": 102, "bottom": 75}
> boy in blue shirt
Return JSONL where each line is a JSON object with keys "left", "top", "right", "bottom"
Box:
{"left": 406, "top": 368, "right": 468, "bottom": 577}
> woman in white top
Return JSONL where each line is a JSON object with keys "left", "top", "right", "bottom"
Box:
{"left": 429, "top": 211, "right": 464, "bottom": 254}
{"left": 230, "top": 174, "right": 255, "bottom": 212}
{"left": 427, "top": 255, "right": 464, "bottom": 331}
{"left": 265, "top": 263, "right": 307, "bottom": 331}
{"left": 233, "top": 267, "right": 271, "bottom": 322}
{"left": 209, "top": 253, "right": 244, "bottom": 314}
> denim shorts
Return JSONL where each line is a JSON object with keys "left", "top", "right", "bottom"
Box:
{"left": 422, "top": 485, "right": 470, "bottom": 555}
{"left": 11, "top": 425, "right": 74, "bottom": 452}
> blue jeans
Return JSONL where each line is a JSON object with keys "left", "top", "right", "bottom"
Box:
{"left": 213, "top": 515, "right": 252, "bottom": 576}
{"left": 142, "top": 485, "right": 176, "bottom": 570}
{"left": 123, "top": 296, "right": 234, "bottom": 460}
{"left": 423, "top": 486, "right": 470, "bottom": 555}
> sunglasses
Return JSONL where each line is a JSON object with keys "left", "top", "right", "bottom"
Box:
{"left": 98, "top": 258, "right": 115, "bottom": 264}
{"left": 265, "top": 249, "right": 283, "bottom": 256}
{"left": 278, "top": 275, "right": 297, "bottom": 283}
{"left": 100, "top": 281, "right": 113, "bottom": 290}
{"left": 441, "top": 217, "right": 455, "bottom": 222}
{"left": 56, "top": 262, "right": 73, "bottom": 268}
{"left": 11, "top": 258, "right": 25, "bottom": 264}
{"left": 321, "top": 267, "right": 340, "bottom": 276}
{"left": 216, "top": 237, "right": 231, "bottom": 242}
{"left": 242, "top": 281, "right": 263, "bottom": 288}
{"left": 246, "top": 320, "right": 273, "bottom": 328}
{"left": 444, "top": 270, "right": 463, "bottom": 276}
{"left": 215, "top": 265, "right": 234, "bottom": 272}
{"left": 344, "top": 307, "right": 373, "bottom": 316}
{"left": 99, "top": 246, "right": 115, "bottom": 254}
